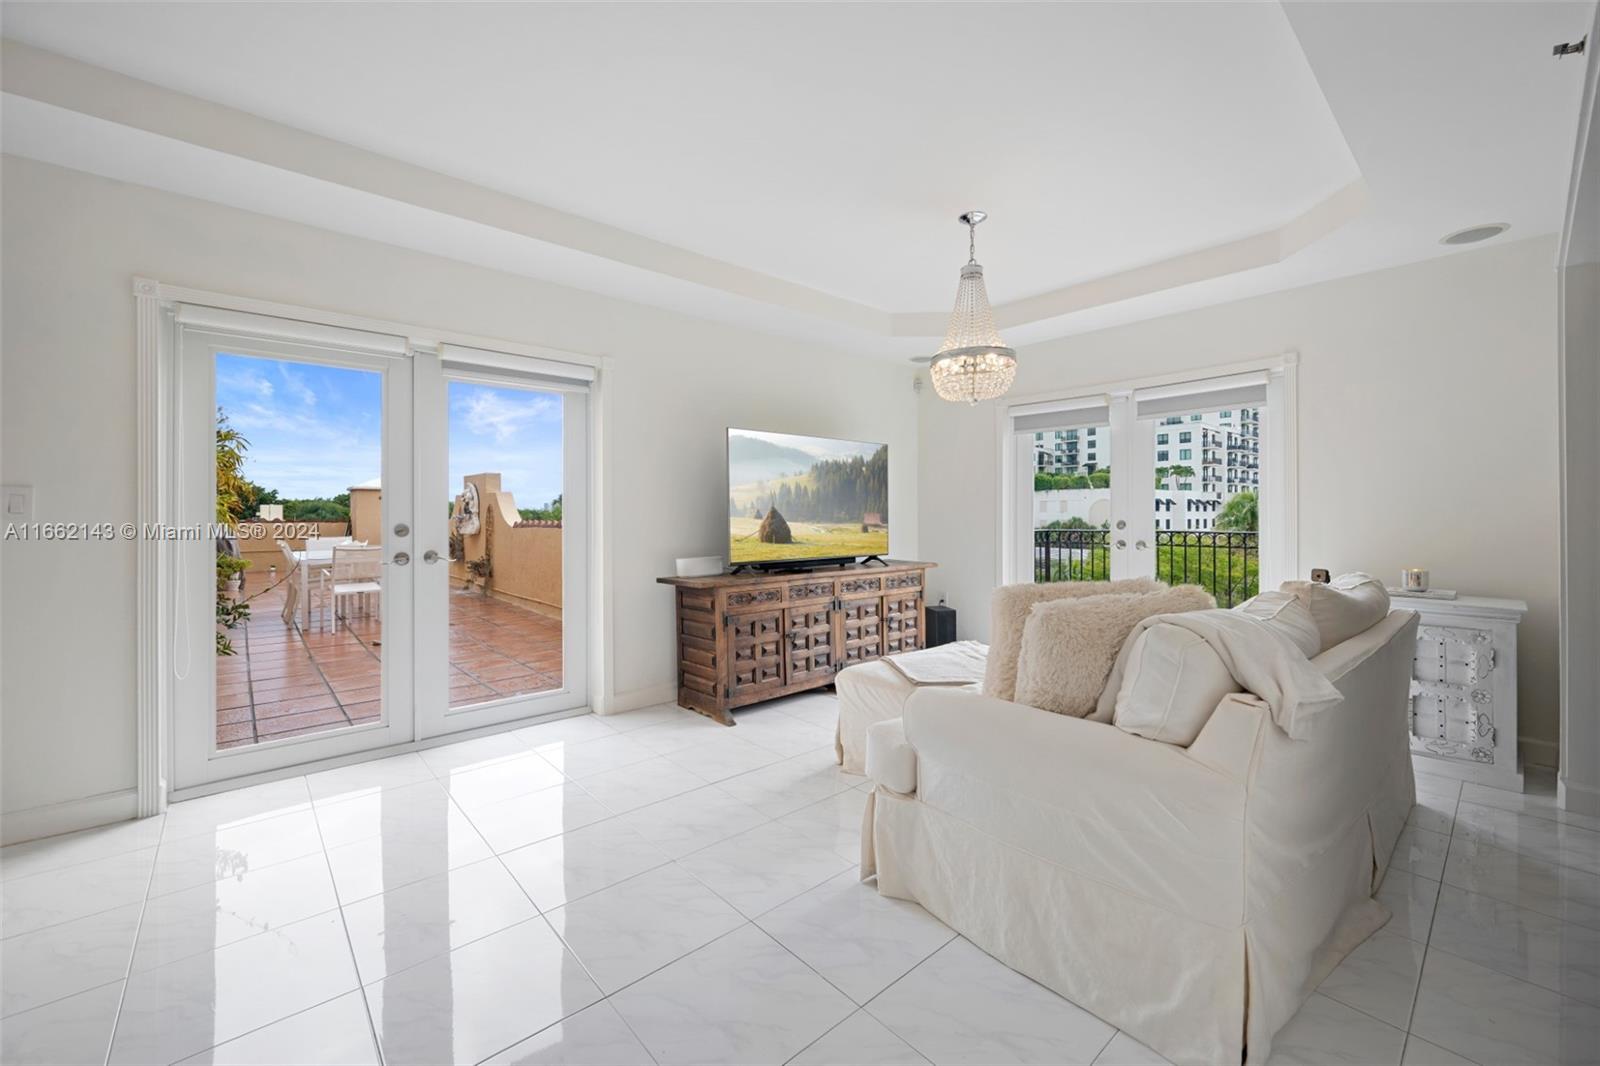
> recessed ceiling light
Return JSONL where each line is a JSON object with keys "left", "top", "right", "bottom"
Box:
{"left": 1440, "top": 223, "right": 1510, "bottom": 246}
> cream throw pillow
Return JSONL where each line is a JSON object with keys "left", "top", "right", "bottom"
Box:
{"left": 983, "top": 577, "right": 1162, "bottom": 701}
{"left": 1234, "top": 590, "right": 1322, "bottom": 658}
{"left": 1279, "top": 572, "right": 1390, "bottom": 650}
{"left": 1113, "top": 624, "right": 1242, "bottom": 745}
{"left": 1013, "top": 584, "right": 1216, "bottom": 717}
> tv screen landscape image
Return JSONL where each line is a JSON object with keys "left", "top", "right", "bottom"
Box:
{"left": 728, "top": 429, "right": 888, "bottom": 565}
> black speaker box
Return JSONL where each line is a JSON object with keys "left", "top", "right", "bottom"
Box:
{"left": 925, "top": 603, "right": 957, "bottom": 648}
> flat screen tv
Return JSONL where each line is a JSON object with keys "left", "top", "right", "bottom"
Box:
{"left": 727, "top": 428, "right": 888, "bottom": 568}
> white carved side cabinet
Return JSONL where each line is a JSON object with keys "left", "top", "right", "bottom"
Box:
{"left": 1406, "top": 595, "right": 1526, "bottom": 792}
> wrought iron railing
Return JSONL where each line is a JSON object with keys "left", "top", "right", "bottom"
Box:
{"left": 1154, "top": 530, "right": 1259, "bottom": 607}
{"left": 1033, "top": 528, "right": 1111, "bottom": 583}
{"left": 1033, "top": 529, "right": 1259, "bottom": 607}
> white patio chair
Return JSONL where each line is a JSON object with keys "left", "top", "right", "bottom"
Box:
{"left": 305, "top": 535, "right": 348, "bottom": 552}
{"left": 323, "top": 545, "right": 383, "bottom": 632}
{"left": 277, "top": 539, "right": 300, "bottom": 622}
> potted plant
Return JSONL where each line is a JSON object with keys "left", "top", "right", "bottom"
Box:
{"left": 465, "top": 557, "right": 492, "bottom": 595}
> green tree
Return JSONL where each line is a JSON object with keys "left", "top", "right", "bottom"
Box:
{"left": 519, "top": 494, "right": 563, "bottom": 522}
{"left": 242, "top": 482, "right": 280, "bottom": 519}
{"left": 1154, "top": 534, "right": 1258, "bottom": 605}
{"left": 1030, "top": 473, "right": 1094, "bottom": 489}
{"left": 1215, "top": 491, "right": 1259, "bottom": 532}
{"left": 283, "top": 498, "right": 350, "bottom": 521}
{"left": 215, "top": 409, "right": 254, "bottom": 526}
{"left": 1154, "top": 466, "right": 1170, "bottom": 488}
{"left": 1088, "top": 467, "right": 1111, "bottom": 489}
{"left": 1167, "top": 464, "right": 1195, "bottom": 486}
{"left": 214, "top": 409, "right": 253, "bottom": 654}
{"left": 1033, "top": 473, "right": 1065, "bottom": 491}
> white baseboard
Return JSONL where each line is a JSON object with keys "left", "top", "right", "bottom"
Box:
{"left": 596, "top": 681, "right": 678, "bottom": 716}
{"left": 1559, "top": 774, "right": 1600, "bottom": 816}
{"left": 1520, "top": 735, "right": 1560, "bottom": 770}
{"left": 1, "top": 788, "right": 140, "bottom": 847}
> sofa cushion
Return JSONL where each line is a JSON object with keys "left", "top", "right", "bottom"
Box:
{"left": 1113, "top": 624, "right": 1242, "bottom": 745}
{"left": 1280, "top": 572, "right": 1390, "bottom": 650}
{"left": 866, "top": 717, "right": 917, "bottom": 794}
{"left": 1234, "top": 590, "right": 1323, "bottom": 658}
{"left": 1013, "top": 584, "right": 1216, "bottom": 717}
{"left": 983, "top": 578, "right": 1163, "bottom": 700}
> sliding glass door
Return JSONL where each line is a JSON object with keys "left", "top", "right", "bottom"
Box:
{"left": 1008, "top": 369, "right": 1289, "bottom": 605}
{"left": 172, "top": 311, "right": 591, "bottom": 793}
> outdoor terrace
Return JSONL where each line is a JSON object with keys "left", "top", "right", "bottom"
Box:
{"left": 215, "top": 582, "right": 563, "bottom": 749}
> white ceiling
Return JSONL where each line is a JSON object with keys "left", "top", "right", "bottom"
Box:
{"left": 1, "top": 1, "right": 1594, "bottom": 354}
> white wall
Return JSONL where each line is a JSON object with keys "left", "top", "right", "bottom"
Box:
{"left": 0, "top": 155, "right": 918, "bottom": 827}
{"left": 920, "top": 237, "right": 1563, "bottom": 761}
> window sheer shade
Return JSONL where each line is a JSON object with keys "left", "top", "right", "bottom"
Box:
{"left": 1133, "top": 372, "right": 1268, "bottom": 419}
{"left": 439, "top": 343, "right": 594, "bottom": 392}
{"left": 1009, "top": 398, "right": 1111, "bottom": 434}
{"left": 175, "top": 304, "right": 408, "bottom": 357}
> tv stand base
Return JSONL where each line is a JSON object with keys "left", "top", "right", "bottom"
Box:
{"left": 657, "top": 560, "right": 936, "bottom": 725}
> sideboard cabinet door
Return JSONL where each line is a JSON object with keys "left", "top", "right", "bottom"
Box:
{"left": 727, "top": 609, "right": 785, "bottom": 701}
{"left": 785, "top": 604, "right": 836, "bottom": 685}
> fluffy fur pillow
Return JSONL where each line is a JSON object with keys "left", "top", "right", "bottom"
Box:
{"left": 983, "top": 578, "right": 1162, "bottom": 700}
{"left": 1012, "top": 584, "right": 1217, "bottom": 717}
{"left": 1279, "top": 572, "right": 1390, "bottom": 650}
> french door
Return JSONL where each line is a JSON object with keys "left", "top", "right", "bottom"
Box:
{"left": 412, "top": 347, "right": 590, "bottom": 739}
{"left": 1008, "top": 367, "right": 1292, "bottom": 605}
{"left": 171, "top": 308, "right": 590, "bottom": 792}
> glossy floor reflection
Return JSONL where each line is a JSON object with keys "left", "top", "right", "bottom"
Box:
{"left": 3, "top": 693, "right": 1598, "bottom": 1065}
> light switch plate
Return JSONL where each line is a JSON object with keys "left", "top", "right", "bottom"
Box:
{"left": 2, "top": 485, "right": 33, "bottom": 523}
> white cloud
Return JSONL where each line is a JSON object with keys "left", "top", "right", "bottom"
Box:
{"left": 456, "top": 388, "right": 559, "bottom": 444}
{"left": 277, "top": 363, "right": 317, "bottom": 408}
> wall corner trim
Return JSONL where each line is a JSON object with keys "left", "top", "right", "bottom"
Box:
{"left": 134, "top": 276, "right": 166, "bottom": 818}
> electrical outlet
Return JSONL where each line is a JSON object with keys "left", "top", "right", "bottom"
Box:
{"left": 2, "top": 485, "right": 32, "bottom": 523}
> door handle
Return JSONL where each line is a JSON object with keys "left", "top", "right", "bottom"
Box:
{"left": 1115, "top": 539, "right": 1127, "bottom": 550}
{"left": 1135, "top": 540, "right": 1149, "bottom": 551}
{"left": 422, "top": 550, "right": 441, "bottom": 564}
{"left": 392, "top": 552, "right": 410, "bottom": 566}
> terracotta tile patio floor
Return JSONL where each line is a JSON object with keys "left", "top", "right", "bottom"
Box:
{"left": 215, "top": 581, "right": 563, "bottom": 749}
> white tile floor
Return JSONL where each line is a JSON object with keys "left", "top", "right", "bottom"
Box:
{"left": 4, "top": 691, "right": 1599, "bottom": 1065}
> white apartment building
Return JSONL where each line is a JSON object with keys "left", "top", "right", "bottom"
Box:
{"left": 1031, "top": 425, "right": 1109, "bottom": 476}
{"left": 1155, "top": 408, "right": 1260, "bottom": 496}
{"left": 1034, "top": 408, "right": 1260, "bottom": 496}
{"left": 1034, "top": 486, "right": 1231, "bottom": 532}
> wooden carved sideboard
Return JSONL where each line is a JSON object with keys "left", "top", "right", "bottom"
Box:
{"left": 657, "top": 560, "right": 935, "bottom": 725}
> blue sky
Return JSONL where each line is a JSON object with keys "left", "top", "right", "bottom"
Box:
{"left": 448, "top": 381, "right": 563, "bottom": 510}
{"left": 215, "top": 353, "right": 562, "bottom": 507}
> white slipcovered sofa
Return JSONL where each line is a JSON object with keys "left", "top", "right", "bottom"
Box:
{"left": 861, "top": 606, "right": 1419, "bottom": 1066}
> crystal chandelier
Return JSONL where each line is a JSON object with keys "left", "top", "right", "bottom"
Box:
{"left": 928, "top": 211, "right": 1017, "bottom": 404}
